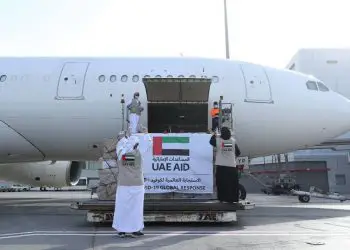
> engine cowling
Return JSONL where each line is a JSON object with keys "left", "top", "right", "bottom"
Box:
{"left": 0, "top": 161, "right": 84, "bottom": 187}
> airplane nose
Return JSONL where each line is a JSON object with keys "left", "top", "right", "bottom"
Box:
{"left": 326, "top": 93, "right": 350, "bottom": 138}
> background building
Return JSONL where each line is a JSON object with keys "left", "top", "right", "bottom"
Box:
{"left": 286, "top": 48, "right": 350, "bottom": 98}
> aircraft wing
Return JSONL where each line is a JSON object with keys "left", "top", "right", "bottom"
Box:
{"left": 316, "top": 138, "right": 350, "bottom": 146}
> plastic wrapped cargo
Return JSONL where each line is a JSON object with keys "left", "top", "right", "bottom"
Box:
{"left": 96, "top": 166, "right": 118, "bottom": 200}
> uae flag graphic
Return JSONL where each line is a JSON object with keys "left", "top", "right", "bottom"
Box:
{"left": 221, "top": 142, "right": 233, "bottom": 148}
{"left": 122, "top": 154, "right": 135, "bottom": 161}
{"left": 153, "top": 136, "right": 190, "bottom": 156}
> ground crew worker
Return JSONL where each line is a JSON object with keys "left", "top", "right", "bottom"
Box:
{"left": 126, "top": 92, "right": 144, "bottom": 134}
{"left": 209, "top": 126, "right": 241, "bottom": 203}
{"left": 113, "top": 135, "right": 144, "bottom": 238}
{"left": 211, "top": 101, "right": 219, "bottom": 132}
{"left": 112, "top": 128, "right": 152, "bottom": 238}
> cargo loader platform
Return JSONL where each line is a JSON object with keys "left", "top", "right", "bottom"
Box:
{"left": 71, "top": 198, "right": 255, "bottom": 223}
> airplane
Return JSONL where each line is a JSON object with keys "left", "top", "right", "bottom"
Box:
{"left": 0, "top": 56, "right": 349, "bottom": 188}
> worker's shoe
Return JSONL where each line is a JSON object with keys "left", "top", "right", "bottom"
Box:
{"left": 131, "top": 231, "right": 144, "bottom": 237}
{"left": 118, "top": 232, "right": 126, "bottom": 238}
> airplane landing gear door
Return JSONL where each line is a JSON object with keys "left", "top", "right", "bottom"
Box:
{"left": 55, "top": 62, "right": 90, "bottom": 100}
{"left": 240, "top": 64, "right": 273, "bottom": 104}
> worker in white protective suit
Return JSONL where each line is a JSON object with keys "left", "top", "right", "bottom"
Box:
{"left": 112, "top": 129, "right": 152, "bottom": 238}
{"left": 126, "top": 92, "right": 144, "bottom": 134}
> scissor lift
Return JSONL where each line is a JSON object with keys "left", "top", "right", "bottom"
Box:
{"left": 217, "top": 95, "right": 235, "bottom": 135}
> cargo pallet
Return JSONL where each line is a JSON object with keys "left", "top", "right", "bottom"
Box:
{"left": 71, "top": 198, "right": 255, "bottom": 223}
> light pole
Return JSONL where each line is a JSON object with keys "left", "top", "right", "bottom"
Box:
{"left": 224, "top": 0, "right": 230, "bottom": 59}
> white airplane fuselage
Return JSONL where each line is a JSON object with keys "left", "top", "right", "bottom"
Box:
{"left": 0, "top": 57, "right": 349, "bottom": 164}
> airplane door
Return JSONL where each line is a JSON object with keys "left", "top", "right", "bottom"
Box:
{"left": 55, "top": 62, "right": 90, "bottom": 100}
{"left": 240, "top": 64, "right": 273, "bottom": 103}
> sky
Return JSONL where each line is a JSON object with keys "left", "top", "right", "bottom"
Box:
{"left": 0, "top": 0, "right": 349, "bottom": 68}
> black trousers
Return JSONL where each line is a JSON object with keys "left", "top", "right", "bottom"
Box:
{"left": 216, "top": 165, "right": 239, "bottom": 203}
{"left": 212, "top": 117, "right": 219, "bottom": 131}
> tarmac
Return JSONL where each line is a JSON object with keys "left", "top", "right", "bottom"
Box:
{"left": 0, "top": 191, "right": 350, "bottom": 250}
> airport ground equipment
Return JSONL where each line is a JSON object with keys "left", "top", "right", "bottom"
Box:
{"left": 261, "top": 175, "right": 300, "bottom": 196}
{"left": 291, "top": 186, "right": 349, "bottom": 203}
{"left": 81, "top": 158, "right": 252, "bottom": 223}
{"left": 71, "top": 84, "right": 255, "bottom": 223}
{"left": 71, "top": 136, "right": 254, "bottom": 223}
{"left": 71, "top": 143, "right": 254, "bottom": 224}
{"left": 71, "top": 198, "right": 254, "bottom": 223}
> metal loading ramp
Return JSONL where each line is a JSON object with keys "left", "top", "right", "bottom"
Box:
{"left": 71, "top": 199, "right": 254, "bottom": 223}
{"left": 71, "top": 199, "right": 254, "bottom": 211}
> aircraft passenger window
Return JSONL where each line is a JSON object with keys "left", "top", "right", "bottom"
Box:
{"left": 98, "top": 75, "right": 106, "bottom": 82}
{"left": 121, "top": 75, "right": 128, "bottom": 82}
{"left": 306, "top": 81, "right": 318, "bottom": 91}
{"left": 132, "top": 75, "right": 139, "bottom": 82}
{"left": 0, "top": 75, "right": 6, "bottom": 82}
{"left": 110, "top": 75, "right": 117, "bottom": 82}
{"left": 317, "top": 82, "right": 329, "bottom": 92}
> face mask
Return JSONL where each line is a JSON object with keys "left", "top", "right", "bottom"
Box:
{"left": 135, "top": 95, "right": 139, "bottom": 99}
{"left": 214, "top": 105, "right": 218, "bottom": 109}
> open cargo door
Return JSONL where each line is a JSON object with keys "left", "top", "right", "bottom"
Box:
{"left": 143, "top": 78, "right": 212, "bottom": 133}
{"left": 143, "top": 78, "right": 212, "bottom": 103}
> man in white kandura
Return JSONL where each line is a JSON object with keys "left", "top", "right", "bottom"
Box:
{"left": 112, "top": 129, "right": 152, "bottom": 238}
{"left": 126, "top": 92, "right": 144, "bottom": 134}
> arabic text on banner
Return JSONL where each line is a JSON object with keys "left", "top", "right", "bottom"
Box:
{"left": 137, "top": 133, "right": 214, "bottom": 193}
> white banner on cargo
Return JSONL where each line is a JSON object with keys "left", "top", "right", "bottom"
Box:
{"left": 137, "top": 133, "right": 213, "bottom": 193}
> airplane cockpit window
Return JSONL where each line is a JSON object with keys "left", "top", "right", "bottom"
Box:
{"left": 306, "top": 81, "right": 318, "bottom": 91}
{"left": 317, "top": 82, "right": 330, "bottom": 92}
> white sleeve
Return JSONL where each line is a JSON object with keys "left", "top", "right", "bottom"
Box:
{"left": 116, "top": 137, "right": 128, "bottom": 160}
{"left": 139, "top": 134, "right": 153, "bottom": 154}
